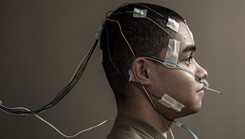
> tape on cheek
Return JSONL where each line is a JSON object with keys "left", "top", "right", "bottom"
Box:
{"left": 164, "top": 39, "right": 180, "bottom": 66}
{"left": 158, "top": 94, "right": 185, "bottom": 112}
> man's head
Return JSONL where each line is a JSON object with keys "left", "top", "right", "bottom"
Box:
{"left": 100, "top": 3, "right": 207, "bottom": 118}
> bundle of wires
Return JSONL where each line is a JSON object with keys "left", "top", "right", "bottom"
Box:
{"left": 0, "top": 39, "right": 99, "bottom": 116}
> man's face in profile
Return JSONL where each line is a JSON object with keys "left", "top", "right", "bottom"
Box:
{"left": 147, "top": 22, "right": 208, "bottom": 118}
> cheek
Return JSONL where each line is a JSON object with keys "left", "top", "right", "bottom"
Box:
{"left": 151, "top": 69, "right": 204, "bottom": 114}
{"left": 171, "top": 72, "right": 204, "bottom": 112}
{"left": 161, "top": 71, "right": 197, "bottom": 103}
{"left": 164, "top": 71, "right": 195, "bottom": 92}
{"left": 151, "top": 67, "right": 196, "bottom": 96}
{"left": 152, "top": 68, "right": 204, "bottom": 114}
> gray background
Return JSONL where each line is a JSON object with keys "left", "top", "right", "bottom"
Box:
{"left": 0, "top": 0, "right": 244, "bottom": 139}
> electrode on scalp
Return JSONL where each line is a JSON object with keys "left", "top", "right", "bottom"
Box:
{"left": 166, "top": 18, "right": 179, "bottom": 32}
{"left": 133, "top": 8, "right": 147, "bottom": 18}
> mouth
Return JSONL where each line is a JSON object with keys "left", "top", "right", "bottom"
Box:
{"left": 197, "top": 85, "right": 204, "bottom": 93}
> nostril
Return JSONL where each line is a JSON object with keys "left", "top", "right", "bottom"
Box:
{"left": 194, "top": 73, "right": 204, "bottom": 83}
{"left": 200, "top": 79, "right": 209, "bottom": 88}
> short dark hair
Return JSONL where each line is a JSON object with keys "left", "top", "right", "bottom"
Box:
{"left": 100, "top": 3, "right": 185, "bottom": 104}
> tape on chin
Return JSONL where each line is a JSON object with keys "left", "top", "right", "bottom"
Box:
{"left": 158, "top": 94, "right": 185, "bottom": 112}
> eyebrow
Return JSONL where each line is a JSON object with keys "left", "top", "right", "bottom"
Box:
{"left": 182, "top": 45, "right": 196, "bottom": 53}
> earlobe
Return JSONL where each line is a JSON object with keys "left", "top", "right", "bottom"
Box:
{"left": 130, "top": 58, "right": 152, "bottom": 85}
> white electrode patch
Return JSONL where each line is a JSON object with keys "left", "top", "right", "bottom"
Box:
{"left": 184, "top": 20, "right": 194, "bottom": 42}
{"left": 166, "top": 18, "right": 179, "bottom": 32}
{"left": 158, "top": 94, "right": 185, "bottom": 112}
{"left": 133, "top": 8, "right": 147, "bottom": 18}
{"left": 128, "top": 69, "right": 137, "bottom": 82}
{"left": 164, "top": 39, "right": 180, "bottom": 66}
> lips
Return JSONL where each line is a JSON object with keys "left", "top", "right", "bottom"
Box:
{"left": 197, "top": 84, "right": 204, "bottom": 93}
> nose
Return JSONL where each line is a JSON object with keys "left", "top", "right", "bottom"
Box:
{"left": 195, "top": 62, "right": 208, "bottom": 79}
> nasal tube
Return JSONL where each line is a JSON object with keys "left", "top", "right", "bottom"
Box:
{"left": 200, "top": 79, "right": 222, "bottom": 95}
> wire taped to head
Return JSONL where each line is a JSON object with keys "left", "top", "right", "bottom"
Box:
{"left": 109, "top": 11, "right": 174, "bottom": 39}
{"left": 103, "top": 5, "right": 220, "bottom": 138}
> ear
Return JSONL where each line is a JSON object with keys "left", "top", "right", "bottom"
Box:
{"left": 130, "top": 57, "right": 153, "bottom": 85}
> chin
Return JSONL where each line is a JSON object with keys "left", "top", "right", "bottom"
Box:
{"left": 179, "top": 102, "right": 203, "bottom": 117}
{"left": 189, "top": 95, "right": 204, "bottom": 114}
{"left": 189, "top": 102, "right": 203, "bottom": 114}
{"left": 169, "top": 105, "right": 202, "bottom": 119}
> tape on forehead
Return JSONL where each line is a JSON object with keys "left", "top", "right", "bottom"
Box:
{"left": 184, "top": 20, "right": 194, "bottom": 42}
{"left": 164, "top": 39, "right": 180, "bottom": 66}
{"left": 167, "top": 18, "right": 179, "bottom": 32}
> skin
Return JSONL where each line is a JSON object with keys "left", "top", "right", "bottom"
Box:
{"left": 118, "top": 22, "right": 208, "bottom": 134}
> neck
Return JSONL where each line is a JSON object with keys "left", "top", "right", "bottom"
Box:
{"left": 117, "top": 88, "right": 173, "bottom": 134}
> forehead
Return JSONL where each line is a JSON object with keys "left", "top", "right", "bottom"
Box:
{"left": 175, "top": 22, "right": 195, "bottom": 52}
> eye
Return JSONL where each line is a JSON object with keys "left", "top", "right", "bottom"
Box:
{"left": 184, "top": 56, "right": 193, "bottom": 65}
